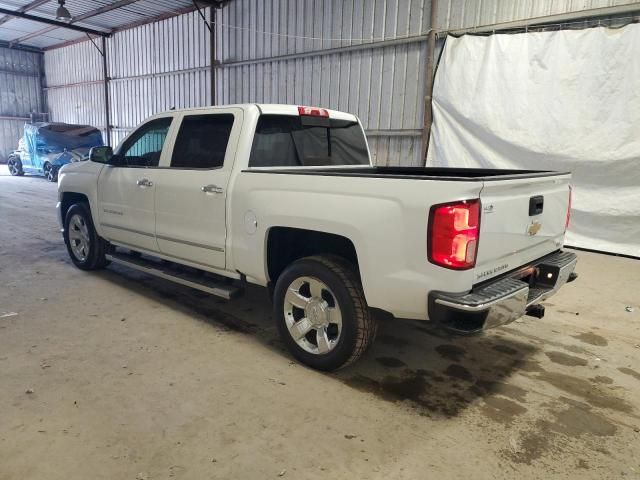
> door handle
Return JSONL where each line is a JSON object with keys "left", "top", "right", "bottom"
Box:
{"left": 137, "top": 178, "right": 153, "bottom": 187}
{"left": 201, "top": 184, "right": 223, "bottom": 194}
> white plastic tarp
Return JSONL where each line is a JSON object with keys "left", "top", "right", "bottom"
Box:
{"left": 427, "top": 25, "right": 640, "bottom": 258}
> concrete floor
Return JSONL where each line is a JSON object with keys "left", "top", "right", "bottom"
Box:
{"left": 0, "top": 165, "right": 639, "bottom": 480}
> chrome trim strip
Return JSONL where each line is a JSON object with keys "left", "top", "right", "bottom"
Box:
{"left": 103, "top": 209, "right": 124, "bottom": 216}
{"left": 156, "top": 234, "right": 224, "bottom": 252}
{"left": 101, "top": 223, "right": 154, "bottom": 238}
{"left": 101, "top": 223, "right": 224, "bottom": 253}
{"left": 109, "top": 240, "right": 230, "bottom": 272}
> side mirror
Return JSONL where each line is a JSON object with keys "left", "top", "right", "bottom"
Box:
{"left": 89, "top": 146, "right": 113, "bottom": 164}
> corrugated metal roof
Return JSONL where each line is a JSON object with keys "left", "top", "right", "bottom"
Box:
{"left": 0, "top": 0, "right": 197, "bottom": 49}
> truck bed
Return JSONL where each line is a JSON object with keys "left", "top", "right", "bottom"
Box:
{"left": 243, "top": 166, "right": 569, "bottom": 181}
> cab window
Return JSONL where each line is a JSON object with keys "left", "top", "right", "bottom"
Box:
{"left": 249, "top": 115, "right": 369, "bottom": 167}
{"left": 119, "top": 117, "right": 172, "bottom": 167}
{"left": 171, "top": 114, "right": 234, "bottom": 169}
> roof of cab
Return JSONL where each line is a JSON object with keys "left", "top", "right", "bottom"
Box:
{"left": 151, "top": 103, "right": 358, "bottom": 122}
{"left": 255, "top": 104, "right": 357, "bottom": 121}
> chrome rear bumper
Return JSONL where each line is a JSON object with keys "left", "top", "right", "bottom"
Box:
{"left": 428, "top": 251, "right": 578, "bottom": 334}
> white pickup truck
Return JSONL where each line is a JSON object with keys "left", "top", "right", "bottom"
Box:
{"left": 57, "top": 104, "right": 578, "bottom": 370}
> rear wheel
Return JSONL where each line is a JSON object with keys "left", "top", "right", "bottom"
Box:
{"left": 44, "top": 163, "right": 58, "bottom": 182}
{"left": 7, "top": 155, "right": 23, "bottom": 176}
{"left": 63, "top": 203, "right": 110, "bottom": 270}
{"left": 273, "top": 255, "right": 377, "bottom": 371}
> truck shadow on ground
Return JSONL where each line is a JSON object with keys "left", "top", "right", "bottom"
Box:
{"left": 337, "top": 318, "right": 540, "bottom": 419}
{"left": 93, "top": 264, "right": 541, "bottom": 420}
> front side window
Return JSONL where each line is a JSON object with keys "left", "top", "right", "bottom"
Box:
{"left": 171, "top": 114, "right": 234, "bottom": 169}
{"left": 119, "top": 117, "right": 172, "bottom": 167}
{"left": 249, "top": 115, "right": 369, "bottom": 167}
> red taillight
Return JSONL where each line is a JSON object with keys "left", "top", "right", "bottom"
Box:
{"left": 565, "top": 186, "right": 572, "bottom": 231}
{"left": 428, "top": 199, "right": 480, "bottom": 270}
{"left": 298, "top": 106, "right": 329, "bottom": 117}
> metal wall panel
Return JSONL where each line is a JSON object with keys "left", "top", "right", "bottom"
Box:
{"left": 219, "top": 0, "right": 430, "bottom": 60}
{"left": 46, "top": 83, "right": 105, "bottom": 130}
{"left": 0, "top": 46, "right": 43, "bottom": 162}
{"left": 44, "top": 8, "right": 211, "bottom": 147}
{"left": 107, "top": 8, "right": 210, "bottom": 146}
{"left": 42, "top": 0, "right": 638, "bottom": 164}
{"left": 44, "top": 39, "right": 103, "bottom": 85}
{"left": 215, "top": 0, "right": 431, "bottom": 165}
{"left": 0, "top": 119, "right": 25, "bottom": 163}
{"left": 106, "top": 8, "right": 211, "bottom": 147}
{"left": 44, "top": 40, "right": 106, "bottom": 140}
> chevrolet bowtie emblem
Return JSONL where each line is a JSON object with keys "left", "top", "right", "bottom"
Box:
{"left": 527, "top": 222, "right": 542, "bottom": 236}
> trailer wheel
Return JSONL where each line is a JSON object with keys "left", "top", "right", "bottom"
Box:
{"left": 273, "top": 255, "right": 377, "bottom": 371}
{"left": 7, "top": 155, "right": 24, "bottom": 176}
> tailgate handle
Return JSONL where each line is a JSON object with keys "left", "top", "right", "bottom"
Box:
{"left": 529, "top": 195, "right": 544, "bottom": 216}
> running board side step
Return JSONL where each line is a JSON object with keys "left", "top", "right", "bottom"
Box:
{"left": 105, "top": 252, "right": 243, "bottom": 300}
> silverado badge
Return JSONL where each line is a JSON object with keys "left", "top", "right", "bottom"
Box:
{"left": 527, "top": 221, "right": 542, "bottom": 236}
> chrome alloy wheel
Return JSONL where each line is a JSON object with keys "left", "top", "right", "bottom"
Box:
{"left": 68, "top": 214, "right": 90, "bottom": 262}
{"left": 283, "top": 276, "right": 343, "bottom": 355}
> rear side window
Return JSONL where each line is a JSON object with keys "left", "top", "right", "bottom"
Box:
{"left": 171, "top": 114, "right": 234, "bottom": 169}
{"left": 249, "top": 115, "right": 369, "bottom": 167}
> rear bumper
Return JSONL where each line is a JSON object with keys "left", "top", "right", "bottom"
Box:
{"left": 428, "top": 250, "right": 577, "bottom": 334}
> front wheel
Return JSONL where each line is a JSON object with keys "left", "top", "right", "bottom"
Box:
{"left": 7, "top": 155, "right": 24, "bottom": 176}
{"left": 273, "top": 255, "right": 377, "bottom": 371}
{"left": 63, "top": 203, "right": 109, "bottom": 270}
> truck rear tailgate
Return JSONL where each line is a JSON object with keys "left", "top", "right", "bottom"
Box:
{"left": 474, "top": 173, "right": 571, "bottom": 283}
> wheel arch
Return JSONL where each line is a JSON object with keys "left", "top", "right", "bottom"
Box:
{"left": 60, "top": 192, "right": 91, "bottom": 223}
{"left": 266, "top": 226, "right": 360, "bottom": 288}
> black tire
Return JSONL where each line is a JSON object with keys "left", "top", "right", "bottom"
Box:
{"left": 44, "top": 163, "right": 58, "bottom": 182}
{"left": 63, "top": 203, "right": 110, "bottom": 271}
{"left": 273, "top": 255, "right": 377, "bottom": 371}
{"left": 7, "top": 155, "right": 24, "bottom": 176}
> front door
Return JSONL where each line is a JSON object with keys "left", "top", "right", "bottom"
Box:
{"left": 153, "top": 109, "right": 242, "bottom": 269}
{"left": 97, "top": 116, "right": 174, "bottom": 253}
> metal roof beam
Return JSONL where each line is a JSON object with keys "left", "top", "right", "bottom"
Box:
{"left": 0, "top": 6, "right": 109, "bottom": 38}
{"left": 0, "top": 0, "right": 50, "bottom": 27}
{"left": 0, "top": 39, "right": 42, "bottom": 53}
{"left": 7, "top": 0, "right": 143, "bottom": 46}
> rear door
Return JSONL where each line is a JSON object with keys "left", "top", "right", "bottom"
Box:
{"left": 474, "top": 174, "right": 571, "bottom": 283}
{"left": 153, "top": 108, "right": 243, "bottom": 269}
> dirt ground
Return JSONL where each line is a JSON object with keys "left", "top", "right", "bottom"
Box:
{"left": 0, "top": 165, "right": 639, "bottom": 480}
